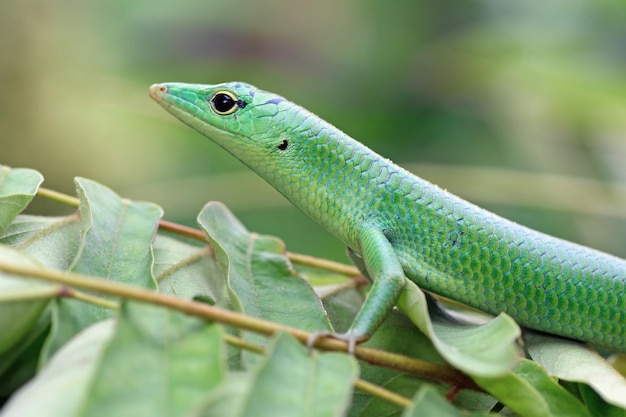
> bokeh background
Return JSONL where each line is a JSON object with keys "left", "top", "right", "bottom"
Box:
{"left": 2, "top": 0, "right": 626, "bottom": 261}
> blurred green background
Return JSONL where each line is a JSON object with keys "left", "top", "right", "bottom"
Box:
{"left": 2, "top": 0, "right": 626, "bottom": 261}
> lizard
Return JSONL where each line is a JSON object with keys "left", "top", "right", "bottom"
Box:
{"left": 149, "top": 81, "right": 625, "bottom": 353}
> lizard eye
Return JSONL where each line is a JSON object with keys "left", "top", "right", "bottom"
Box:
{"left": 210, "top": 91, "right": 246, "bottom": 115}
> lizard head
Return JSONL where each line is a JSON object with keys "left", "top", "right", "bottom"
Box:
{"left": 149, "top": 81, "right": 295, "bottom": 164}
{"left": 150, "top": 81, "right": 361, "bottom": 241}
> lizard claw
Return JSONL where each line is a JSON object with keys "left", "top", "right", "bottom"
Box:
{"left": 306, "top": 331, "right": 361, "bottom": 354}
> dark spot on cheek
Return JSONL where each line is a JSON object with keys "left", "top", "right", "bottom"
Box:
{"left": 236, "top": 100, "right": 247, "bottom": 109}
{"left": 277, "top": 140, "right": 289, "bottom": 150}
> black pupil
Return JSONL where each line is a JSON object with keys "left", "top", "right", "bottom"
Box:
{"left": 212, "top": 93, "right": 236, "bottom": 113}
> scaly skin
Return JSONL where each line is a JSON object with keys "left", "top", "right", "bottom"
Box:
{"left": 149, "top": 82, "right": 626, "bottom": 352}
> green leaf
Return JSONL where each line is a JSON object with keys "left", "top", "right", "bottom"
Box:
{"left": 1, "top": 319, "right": 115, "bottom": 417}
{"left": 2, "top": 302, "right": 225, "bottom": 417}
{"left": 70, "top": 177, "right": 162, "bottom": 286}
{"left": 238, "top": 332, "right": 358, "bottom": 417}
{"left": 299, "top": 263, "right": 356, "bottom": 333}
{"left": 197, "top": 202, "right": 332, "bottom": 355}
{"left": 320, "top": 279, "right": 362, "bottom": 334}
{"left": 404, "top": 386, "right": 493, "bottom": 417}
{"left": 198, "top": 334, "right": 359, "bottom": 417}
{"left": 351, "top": 312, "right": 448, "bottom": 415}
{"left": 577, "top": 384, "right": 626, "bottom": 417}
{"left": 364, "top": 311, "right": 445, "bottom": 362}
{"left": 0, "top": 214, "right": 81, "bottom": 270}
{"left": 0, "top": 317, "right": 49, "bottom": 398}
{"left": 79, "top": 303, "right": 226, "bottom": 417}
{"left": 0, "top": 167, "right": 43, "bottom": 236}
{"left": 397, "top": 279, "right": 521, "bottom": 377}
{"left": 0, "top": 246, "right": 51, "bottom": 355}
{"left": 43, "top": 178, "right": 163, "bottom": 359}
{"left": 526, "top": 332, "right": 626, "bottom": 412}
{"left": 194, "top": 374, "right": 249, "bottom": 417}
{"left": 153, "top": 234, "right": 226, "bottom": 304}
{"left": 474, "top": 359, "right": 592, "bottom": 417}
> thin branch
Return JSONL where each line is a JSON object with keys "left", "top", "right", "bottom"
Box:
{"left": 65, "top": 288, "right": 120, "bottom": 309}
{"left": 159, "top": 219, "right": 206, "bottom": 241}
{"left": 223, "top": 334, "right": 265, "bottom": 355}
{"left": 0, "top": 286, "right": 62, "bottom": 302}
{"left": 287, "top": 251, "right": 360, "bottom": 277}
{"left": 37, "top": 186, "right": 80, "bottom": 207}
{"left": 354, "top": 379, "right": 413, "bottom": 408}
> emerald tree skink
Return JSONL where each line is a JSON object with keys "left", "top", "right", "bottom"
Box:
{"left": 149, "top": 82, "right": 625, "bottom": 353}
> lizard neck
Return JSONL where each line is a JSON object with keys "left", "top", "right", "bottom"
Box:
{"left": 251, "top": 109, "right": 413, "bottom": 251}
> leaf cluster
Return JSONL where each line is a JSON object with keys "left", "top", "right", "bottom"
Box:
{"left": 0, "top": 165, "right": 625, "bottom": 416}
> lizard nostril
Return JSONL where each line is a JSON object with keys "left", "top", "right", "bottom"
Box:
{"left": 149, "top": 83, "right": 168, "bottom": 99}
